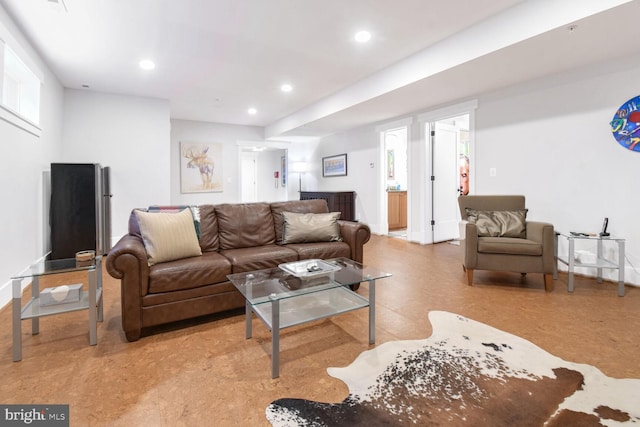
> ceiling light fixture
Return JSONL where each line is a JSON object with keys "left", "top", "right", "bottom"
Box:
{"left": 138, "top": 59, "right": 156, "bottom": 70}
{"left": 354, "top": 30, "right": 371, "bottom": 43}
{"left": 281, "top": 84, "right": 293, "bottom": 93}
{"left": 248, "top": 107, "right": 257, "bottom": 115}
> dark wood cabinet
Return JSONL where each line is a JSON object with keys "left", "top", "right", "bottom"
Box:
{"left": 300, "top": 191, "right": 356, "bottom": 221}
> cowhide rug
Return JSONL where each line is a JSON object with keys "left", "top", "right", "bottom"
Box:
{"left": 266, "top": 311, "right": 640, "bottom": 426}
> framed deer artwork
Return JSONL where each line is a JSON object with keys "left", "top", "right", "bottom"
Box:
{"left": 180, "top": 142, "right": 224, "bottom": 193}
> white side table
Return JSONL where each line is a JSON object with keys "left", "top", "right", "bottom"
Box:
{"left": 11, "top": 254, "right": 103, "bottom": 361}
{"left": 555, "top": 233, "right": 625, "bottom": 296}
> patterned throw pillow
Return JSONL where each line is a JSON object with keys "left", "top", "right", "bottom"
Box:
{"left": 282, "top": 212, "right": 342, "bottom": 244}
{"left": 465, "top": 208, "right": 528, "bottom": 238}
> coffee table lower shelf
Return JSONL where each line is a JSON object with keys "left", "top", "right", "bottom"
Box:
{"left": 246, "top": 286, "right": 372, "bottom": 378}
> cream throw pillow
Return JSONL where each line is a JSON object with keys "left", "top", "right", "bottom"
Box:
{"left": 135, "top": 208, "right": 202, "bottom": 266}
{"left": 282, "top": 211, "right": 342, "bottom": 244}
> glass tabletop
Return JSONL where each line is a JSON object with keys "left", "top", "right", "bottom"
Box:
{"left": 227, "top": 257, "right": 391, "bottom": 305}
{"left": 559, "top": 232, "right": 624, "bottom": 241}
{"left": 11, "top": 253, "right": 102, "bottom": 280}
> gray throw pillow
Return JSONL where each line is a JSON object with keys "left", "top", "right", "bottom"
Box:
{"left": 282, "top": 211, "right": 342, "bottom": 244}
{"left": 465, "top": 208, "right": 527, "bottom": 238}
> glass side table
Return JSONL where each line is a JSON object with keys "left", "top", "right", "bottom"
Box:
{"left": 11, "top": 253, "right": 104, "bottom": 361}
{"left": 555, "top": 233, "right": 625, "bottom": 296}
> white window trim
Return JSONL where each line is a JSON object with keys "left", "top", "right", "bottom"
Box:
{"left": 0, "top": 103, "right": 41, "bottom": 136}
{"left": 0, "top": 20, "right": 44, "bottom": 137}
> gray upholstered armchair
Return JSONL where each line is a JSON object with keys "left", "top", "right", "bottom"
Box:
{"left": 458, "top": 195, "right": 555, "bottom": 291}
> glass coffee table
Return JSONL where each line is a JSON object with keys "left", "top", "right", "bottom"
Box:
{"left": 227, "top": 257, "right": 391, "bottom": 378}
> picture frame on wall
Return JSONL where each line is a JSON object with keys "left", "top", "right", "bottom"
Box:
{"left": 180, "top": 141, "right": 223, "bottom": 193}
{"left": 281, "top": 155, "right": 287, "bottom": 186}
{"left": 322, "top": 153, "right": 347, "bottom": 177}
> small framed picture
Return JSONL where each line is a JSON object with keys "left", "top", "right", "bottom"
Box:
{"left": 281, "top": 155, "right": 287, "bottom": 187}
{"left": 322, "top": 153, "right": 347, "bottom": 177}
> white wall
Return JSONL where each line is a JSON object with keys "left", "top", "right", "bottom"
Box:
{"left": 311, "top": 57, "right": 640, "bottom": 286}
{"left": 170, "top": 119, "right": 319, "bottom": 205}
{"left": 170, "top": 119, "right": 263, "bottom": 205}
{"left": 0, "top": 5, "right": 64, "bottom": 305}
{"left": 311, "top": 130, "right": 379, "bottom": 224}
{"left": 62, "top": 90, "right": 171, "bottom": 239}
{"left": 475, "top": 57, "right": 640, "bottom": 285}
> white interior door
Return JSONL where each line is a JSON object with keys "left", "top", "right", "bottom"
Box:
{"left": 240, "top": 152, "right": 258, "bottom": 202}
{"left": 432, "top": 122, "right": 459, "bottom": 242}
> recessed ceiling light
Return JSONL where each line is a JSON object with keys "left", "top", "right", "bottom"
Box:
{"left": 138, "top": 59, "right": 155, "bottom": 70}
{"left": 248, "top": 107, "right": 257, "bottom": 115}
{"left": 354, "top": 30, "right": 371, "bottom": 43}
{"left": 281, "top": 83, "right": 293, "bottom": 93}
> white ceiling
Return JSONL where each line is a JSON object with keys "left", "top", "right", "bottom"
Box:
{"left": 1, "top": 0, "right": 639, "bottom": 140}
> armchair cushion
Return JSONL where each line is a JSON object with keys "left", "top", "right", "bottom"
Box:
{"left": 465, "top": 208, "right": 528, "bottom": 238}
{"left": 477, "top": 237, "right": 542, "bottom": 256}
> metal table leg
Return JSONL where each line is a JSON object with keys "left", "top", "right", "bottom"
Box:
{"left": 568, "top": 237, "right": 575, "bottom": 292}
{"left": 245, "top": 301, "right": 253, "bottom": 339}
{"left": 89, "top": 268, "right": 97, "bottom": 346}
{"left": 368, "top": 279, "right": 376, "bottom": 345}
{"left": 271, "top": 299, "right": 280, "bottom": 379}
{"left": 32, "top": 276, "right": 40, "bottom": 335}
{"left": 618, "top": 240, "right": 625, "bottom": 297}
{"left": 12, "top": 279, "right": 22, "bottom": 362}
{"left": 596, "top": 238, "right": 603, "bottom": 284}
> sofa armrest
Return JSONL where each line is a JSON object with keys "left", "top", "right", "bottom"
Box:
{"left": 338, "top": 220, "right": 371, "bottom": 263}
{"left": 106, "top": 235, "right": 149, "bottom": 282}
{"left": 526, "top": 221, "right": 555, "bottom": 272}
{"left": 106, "top": 234, "right": 151, "bottom": 341}
{"left": 461, "top": 222, "right": 479, "bottom": 268}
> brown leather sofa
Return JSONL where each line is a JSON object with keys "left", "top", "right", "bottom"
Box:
{"left": 106, "top": 199, "right": 371, "bottom": 341}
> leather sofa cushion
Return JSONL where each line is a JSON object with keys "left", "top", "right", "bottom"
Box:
{"left": 220, "top": 245, "right": 298, "bottom": 273}
{"left": 216, "top": 203, "right": 276, "bottom": 250}
{"left": 478, "top": 237, "right": 542, "bottom": 256}
{"left": 286, "top": 242, "right": 351, "bottom": 260}
{"left": 197, "top": 205, "right": 219, "bottom": 252}
{"left": 148, "top": 252, "right": 232, "bottom": 294}
{"left": 270, "top": 199, "right": 329, "bottom": 244}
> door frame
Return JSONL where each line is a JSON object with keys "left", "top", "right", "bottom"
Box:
{"left": 376, "top": 117, "right": 413, "bottom": 237}
{"left": 417, "top": 100, "right": 478, "bottom": 244}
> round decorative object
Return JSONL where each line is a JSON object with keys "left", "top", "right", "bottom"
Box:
{"left": 611, "top": 95, "right": 640, "bottom": 151}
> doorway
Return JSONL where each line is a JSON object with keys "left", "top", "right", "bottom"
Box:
{"left": 238, "top": 142, "right": 289, "bottom": 203}
{"left": 240, "top": 151, "right": 258, "bottom": 202}
{"left": 382, "top": 127, "right": 408, "bottom": 238}
{"left": 429, "top": 114, "right": 470, "bottom": 243}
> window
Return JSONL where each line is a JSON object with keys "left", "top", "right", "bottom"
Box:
{"left": 2, "top": 42, "right": 41, "bottom": 125}
{"left": 0, "top": 19, "right": 43, "bottom": 137}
